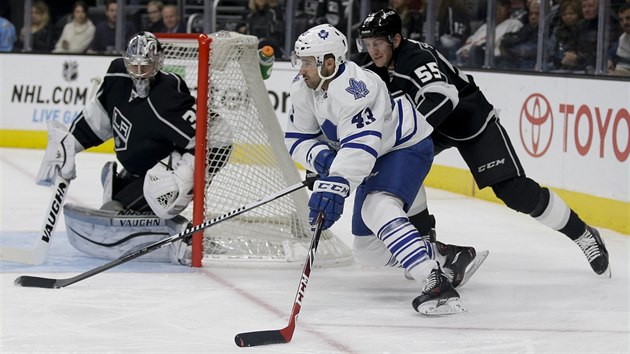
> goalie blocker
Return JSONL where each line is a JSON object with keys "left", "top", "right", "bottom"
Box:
{"left": 64, "top": 203, "right": 192, "bottom": 265}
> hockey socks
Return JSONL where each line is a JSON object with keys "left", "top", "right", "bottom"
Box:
{"left": 377, "top": 217, "right": 436, "bottom": 284}
{"left": 532, "top": 188, "right": 586, "bottom": 240}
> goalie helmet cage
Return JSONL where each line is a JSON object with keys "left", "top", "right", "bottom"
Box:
{"left": 156, "top": 32, "right": 353, "bottom": 268}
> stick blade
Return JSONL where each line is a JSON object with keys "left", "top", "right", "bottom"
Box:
{"left": 14, "top": 275, "right": 59, "bottom": 289}
{"left": 234, "top": 330, "right": 289, "bottom": 347}
{"left": 0, "top": 244, "right": 48, "bottom": 265}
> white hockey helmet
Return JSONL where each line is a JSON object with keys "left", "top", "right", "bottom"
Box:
{"left": 292, "top": 24, "right": 348, "bottom": 68}
{"left": 123, "top": 31, "right": 164, "bottom": 80}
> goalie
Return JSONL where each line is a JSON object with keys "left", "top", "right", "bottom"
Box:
{"left": 35, "top": 32, "right": 232, "bottom": 265}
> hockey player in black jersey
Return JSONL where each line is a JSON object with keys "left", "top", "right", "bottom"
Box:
{"left": 354, "top": 9, "right": 610, "bottom": 278}
{"left": 35, "top": 32, "right": 232, "bottom": 264}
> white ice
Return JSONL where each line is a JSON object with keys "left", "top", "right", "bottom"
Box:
{"left": 1, "top": 148, "right": 628, "bottom": 354}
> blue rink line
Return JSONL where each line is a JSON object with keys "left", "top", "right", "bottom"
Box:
{"left": 0, "top": 230, "right": 195, "bottom": 274}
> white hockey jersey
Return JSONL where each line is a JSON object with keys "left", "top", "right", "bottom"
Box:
{"left": 286, "top": 61, "right": 433, "bottom": 190}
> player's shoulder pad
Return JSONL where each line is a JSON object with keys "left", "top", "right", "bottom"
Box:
{"left": 108, "top": 58, "right": 128, "bottom": 75}
{"left": 147, "top": 72, "right": 194, "bottom": 115}
{"left": 147, "top": 73, "right": 195, "bottom": 115}
{"left": 396, "top": 39, "right": 437, "bottom": 74}
{"left": 329, "top": 62, "right": 378, "bottom": 101}
{"left": 156, "top": 71, "right": 192, "bottom": 96}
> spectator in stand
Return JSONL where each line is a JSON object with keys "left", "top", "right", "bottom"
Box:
{"left": 312, "top": 0, "right": 343, "bottom": 28}
{"left": 309, "top": 0, "right": 360, "bottom": 37}
{"left": 0, "top": 1, "right": 8, "bottom": 22}
{"left": 433, "top": 0, "right": 471, "bottom": 61}
{"left": 158, "top": 4, "right": 186, "bottom": 33}
{"left": 53, "top": 1, "right": 95, "bottom": 53}
{"left": 292, "top": 0, "right": 319, "bottom": 36}
{"left": 456, "top": 0, "right": 523, "bottom": 67}
{"left": 145, "top": 1, "right": 164, "bottom": 33}
{"left": 89, "top": 0, "right": 137, "bottom": 54}
{"left": 608, "top": 3, "right": 630, "bottom": 76}
{"left": 389, "top": 0, "right": 423, "bottom": 40}
{"left": 498, "top": 0, "right": 542, "bottom": 70}
{"left": 0, "top": 16, "right": 17, "bottom": 51}
{"left": 244, "top": 0, "right": 284, "bottom": 57}
{"left": 17, "top": 0, "right": 55, "bottom": 53}
{"left": 510, "top": 0, "right": 529, "bottom": 24}
{"left": 562, "top": 0, "right": 620, "bottom": 73}
{"left": 463, "top": 0, "right": 487, "bottom": 32}
{"left": 549, "top": 0, "right": 582, "bottom": 71}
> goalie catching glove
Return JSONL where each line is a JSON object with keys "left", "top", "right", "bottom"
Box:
{"left": 308, "top": 176, "right": 349, "bottom": 230}
{"left": 144, "top": 151, "right": 195, "bottom": 219}
{"left": 36, "top": 120, "right": 84, "bottom": 186}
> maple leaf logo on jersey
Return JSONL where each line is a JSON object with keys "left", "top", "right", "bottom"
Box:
{"left": 345, "top": 78, "right": 369, "bottom": 99}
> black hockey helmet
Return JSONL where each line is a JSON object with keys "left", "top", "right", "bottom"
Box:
{"left": 358, "top": 9, "right": 402, "bottom": 42}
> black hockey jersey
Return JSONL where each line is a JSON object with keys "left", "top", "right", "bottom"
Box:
{"left": 70, "top": 58, "right": 196, "bottom": 176}
{"left": 355, "top": 39, "right": 495, "bottom": 140}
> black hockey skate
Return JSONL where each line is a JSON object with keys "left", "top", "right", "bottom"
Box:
{"left": 574, "top": 226, "right": 611, "bottom": 277}
{"left": 412, "top": 267, "right": 465, "bottom": 316}
{"left": 436, "top": 241, "right": 489, "bottom": 288}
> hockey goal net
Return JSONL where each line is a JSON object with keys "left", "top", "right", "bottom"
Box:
{"left": 156, "top": 32, "right": 353, "bottom": 268}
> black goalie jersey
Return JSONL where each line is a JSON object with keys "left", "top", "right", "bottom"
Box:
{"left": 70, "top": 58, "right": 196, "bottom": 176}
{"left": 355, "top": 39, "right": 495, "bottom": 141}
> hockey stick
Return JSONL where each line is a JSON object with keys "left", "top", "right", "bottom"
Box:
{"left": 14, "top": 175, "right": 317, "bottom": 289}
{"left": 0, "top": 174, "right": 70, "bottom": 265}
{"left": 234, "top": 211, "right": 325, "bottom": 347}
{"left": 1, "top": 77, "right": 101, "bottom": 265}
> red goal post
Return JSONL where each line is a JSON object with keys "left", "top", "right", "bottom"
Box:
{"left": 156, "top": 33, "right": 211, "bottom": 267}
{"left": 155, "top": 32, "right": 353, "bottom": 269}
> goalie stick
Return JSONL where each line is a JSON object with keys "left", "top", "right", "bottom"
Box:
{"left": 14, "top": 175, "right": 317, "bottom": 289}
{"left": 234, "top": 212, "right": 325, "bottom": 347}
{"left": 1, "top": 77, "right": 100, "bottom": 266}
{"left": 0, "top": 174, "right": 70, "bottom": 265}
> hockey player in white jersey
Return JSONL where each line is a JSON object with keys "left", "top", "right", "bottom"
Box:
{"left": 286, "top": 24, "right": 464, "bottom": 315}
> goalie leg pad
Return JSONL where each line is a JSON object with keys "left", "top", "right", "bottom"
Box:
{"left": 101, "top": 161, "right": 118, "bottom": 205}
{"left": 64, "top": 203, "right": 191, "bottom": 264}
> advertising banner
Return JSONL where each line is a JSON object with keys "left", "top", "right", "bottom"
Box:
{"left": 0, "top": 54, "right": 112, "bottom": 130}
{"left": 1, "top": 55, "right": 628, "bottom": 205}
{"left": 474, "top": 72, "right": 629, "bottom": 201}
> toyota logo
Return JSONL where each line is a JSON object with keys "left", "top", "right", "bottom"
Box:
{"left": 520, "top": 93, "right": 554, "bottom": 157}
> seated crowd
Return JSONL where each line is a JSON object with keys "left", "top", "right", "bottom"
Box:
{"left": 0, "top": 0, "right": 628, "bottom": 76}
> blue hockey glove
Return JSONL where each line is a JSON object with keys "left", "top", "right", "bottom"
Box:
{"left": 313, "top": 149, "right": 336, "bottom": 177}
{"left": 308, "top": 176, "right": 350, "bottom": 230}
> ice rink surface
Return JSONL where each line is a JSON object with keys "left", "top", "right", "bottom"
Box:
{"left": 1, "top": 148, "right": 628, "bottom": 354}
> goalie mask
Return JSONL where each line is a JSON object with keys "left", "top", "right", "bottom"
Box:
{"left": 123, "top": 31, "right": 164, "bottom": 98}
{"left": 291, "top": 24, "right": 348, "bottom": 91}
{"left": 356, "top": 9, "right": 402, "bottom": 53}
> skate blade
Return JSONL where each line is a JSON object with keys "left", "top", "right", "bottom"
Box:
{"left": 416, "top": 297, "right": 466, "bottom": 316}
{"left": 457, "top": 249, "right": 489, "bottom": 289}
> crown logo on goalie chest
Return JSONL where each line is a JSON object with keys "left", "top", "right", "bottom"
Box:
{"left": 112, "top": 107, "right": 132, "bottom": 151}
